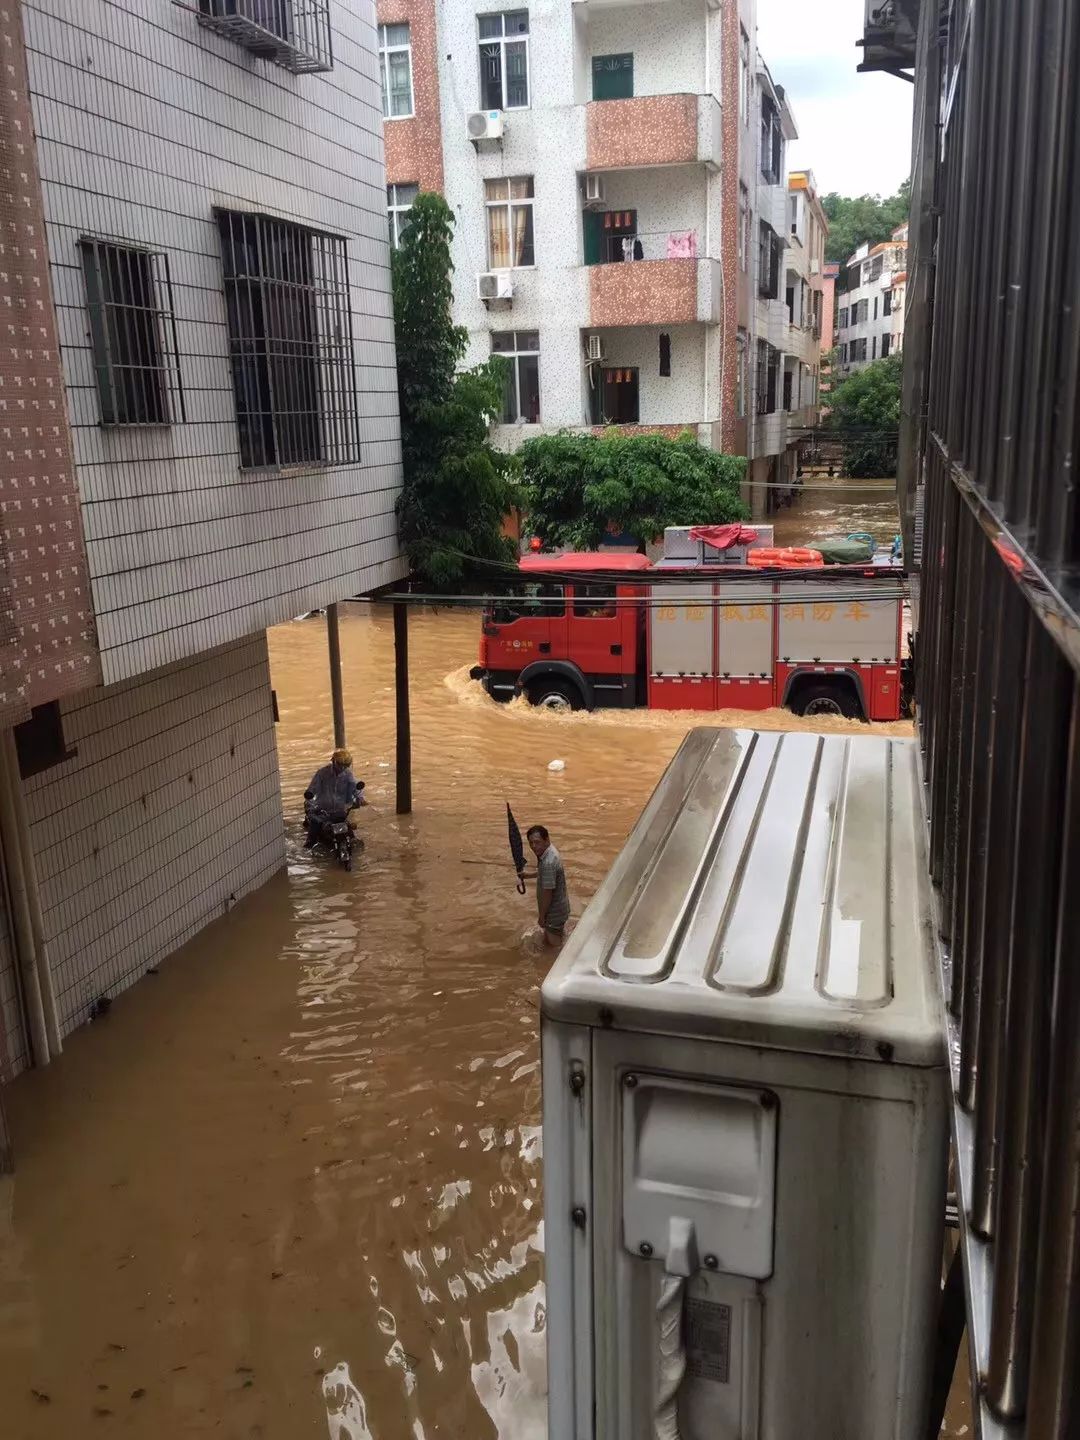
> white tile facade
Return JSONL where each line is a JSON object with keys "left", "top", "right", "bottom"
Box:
{"left": 0, "top": 634, "right": 283, "bottom": 1075}
{"left": 22, "top": 0, "right": 407, "bottom": 686}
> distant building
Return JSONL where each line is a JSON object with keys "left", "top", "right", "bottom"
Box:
{"left": 836, "top": 223, "right": 908, "bottom": 376}
{"left": 820, "top": 260, "right": 841, "bottom": 403}
{"left": 0, "top": 0, "right": 405, "bottom": 1081}
{"left": 784, "top": 171, "right": 829, "bottom": 426}
{"left": 375, "top": 0, "right": 823, "bottom": 519}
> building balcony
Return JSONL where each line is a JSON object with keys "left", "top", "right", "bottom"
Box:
{"left": 588, "top": 249, "right": 720, "bottom": 328}
{"left": 586, "top": 94, "right": 721, "bottom": 172}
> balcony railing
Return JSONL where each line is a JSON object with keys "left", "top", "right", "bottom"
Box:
{"left": 196, "top": 0, "right": 333, "bottom": 75}
{"left": 586, "top": 94, "right": 719, "bottom": 171}
{"left": 587, "top": 237, "right": 719, "bottom": 327}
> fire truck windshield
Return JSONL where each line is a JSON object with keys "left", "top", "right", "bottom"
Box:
{"left": 488, "top": 582, "right": 565, "bottom": 625}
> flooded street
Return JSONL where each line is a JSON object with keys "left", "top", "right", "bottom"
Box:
{"left": 2, "top": 484, "right": 973, "bottom": 1439}
{"left": 772, "top": 477, "right": 900, "bottom": 549}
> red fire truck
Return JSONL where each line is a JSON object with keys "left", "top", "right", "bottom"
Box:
{"left": 473, "top": 552, "right": 906, "bottom": 721}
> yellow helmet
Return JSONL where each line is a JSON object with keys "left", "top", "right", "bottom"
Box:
{"left": 332, "top": 747, "right": 353, "bottom": 767}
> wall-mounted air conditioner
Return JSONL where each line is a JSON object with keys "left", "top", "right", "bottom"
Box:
{"left": 477, "top": 271, "right": 514, "bottom": 303}
{"left": 583, "top": 174, "right": 605, "bottom": 209}
{"left": 542, "top": 728, "right": 948, "bottom": 1440}
{"left": 586, "top": 333, "right": 604, "bottom": 362}
{"left": 468, "top": 110, "right": 504, "bottom": 144}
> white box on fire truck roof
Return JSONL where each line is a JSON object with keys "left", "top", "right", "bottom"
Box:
{"left": 541, "top": 727, "right": 947, "bottom": 1440}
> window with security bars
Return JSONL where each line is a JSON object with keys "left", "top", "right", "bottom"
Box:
{"left": 217, "top": 211, "right": 361, "bottom": 470}
{"left": 79, "top": 239, "right": 185, "bottom": 427}
{"left": 478, "top": 11, "right": 530, "bottom": 110}
{"left": 196, "top": 0, "right": 332, "bottom": 75}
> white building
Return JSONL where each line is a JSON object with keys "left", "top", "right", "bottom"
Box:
{"left": 376, "top": 0, "right": 823, "bottom": 520}
{"left": 784, "top": 170, "right": 828, "bottom": 427}
{"left": 836, "top": 223, "right": 908, "bottom": 376}
{"left": 0, "top": 0, "right": 404, "bottom": 1084}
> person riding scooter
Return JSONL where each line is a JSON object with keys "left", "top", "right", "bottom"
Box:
{"left": 304, "top": 747, "right": 365, "bottom": 849}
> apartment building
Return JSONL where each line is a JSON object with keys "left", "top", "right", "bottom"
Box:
{"left": 836, "top": 222, "right": 908, "bottom": 375}
{"left": 782, "top": 170, "right": 827, "bottom": 426}
{"left": 0, "top": 0, "right": 404, "bottom": 1083}
{"left": 820, "top": 259, "right": 840, "bottom": 404}
{"left": 377, "top": 0, "right": 822, "bottom": 518}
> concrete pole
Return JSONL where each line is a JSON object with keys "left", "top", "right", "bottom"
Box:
{"left": 327, "top": 603, "right": 346, "bottom": 749}
{"left": 3, "top": 729, "right": 61, "bottom": 1058}
{"left": 394, "top": 601, "right": 412, "bottom": 815}
{"left": 0, "top": 1091, "right": 12, "bottom": 1173}
{"left": 0, "top": 740, "right": 49, "bottom": 1070}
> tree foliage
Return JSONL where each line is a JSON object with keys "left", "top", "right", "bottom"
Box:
{"left": 827, "top": 353, "right": 903, "bottom": 478}
{"left": 822, "top": 179, "right": 910, "bottom": 268}
{"left": 392, "top": 193, "right": 519, "bottom": 587}
{"left": 519, "top": 430, "right": 748, "bottom": 551}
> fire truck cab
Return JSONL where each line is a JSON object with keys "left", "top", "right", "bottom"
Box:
{"left": 475, "top": 552, "right": 905, "bottom": 721}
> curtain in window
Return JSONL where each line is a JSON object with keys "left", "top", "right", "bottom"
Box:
{"left": 488, "top": 207, "right": 511, "bottom": 269}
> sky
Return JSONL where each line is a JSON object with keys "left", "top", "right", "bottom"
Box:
{"left": 755, "top": 0, "right": 913, "bottom": 198}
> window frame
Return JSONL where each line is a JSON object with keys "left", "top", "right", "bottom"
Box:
{"left": 738, "top": 183, "right": 749, "bottom": 272}
{"left": 484, "top": 176, "right": 535, "bottom": 270}
{"left": 387, "top": 182, "right": 419, "bottom": 249}
{"left": 14, "top": 702, "right": 77, "bottom": 779}
{"left": 600, "top": 366, "right": 639, "bottom": 425}
{"left": 216, "top": 208, "right": 362, "bottom": 472}
{"left": 739, "top": 28, "right": 751, "bottom": 125}
{"left": 491, "top": 330, "right": 540, "bottom": 423}
{"left": 571, "top": 581, "right": 618, "bottom": 620}
{"left": 79, "top": 236, "right": 185, "bottom": 428}
{"left": 478, "top": 10, "right": 530, "bottom": 111}
{"left": 591, "top": 52, "right": 633, "bottom": 101}
{"left": 378, "top": 22, "right": 415, "bottom": 119}
{"left": 736, "top": 329, "right": 747, "bottom": 419}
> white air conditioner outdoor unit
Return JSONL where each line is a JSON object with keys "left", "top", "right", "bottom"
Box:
{"left": 542, "top": 727, "right": 948, "bottom": 1440}
{"left": 586, "top": 332, "right": 604, "bottom": 362}
{"left": 583, "top": 173, "right": 605, "bottom": 208}
{"left": 467, "top": 109, "right": 504, "bottom": 143}
{"left": 477, "top": 271, "right": 514, "bottom": 303}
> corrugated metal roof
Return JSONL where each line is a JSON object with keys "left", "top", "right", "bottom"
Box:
{"left": 542, "top": 728, "right": 945, "bottom": 1067}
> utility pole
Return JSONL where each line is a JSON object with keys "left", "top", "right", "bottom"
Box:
{"left": 394, "top": 601, "right": 412, "bottom": 815}
{"left": 326, "top": 603, "right": 346, "bottom": 748}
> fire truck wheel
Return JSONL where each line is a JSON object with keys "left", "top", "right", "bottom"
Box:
{"left": 792, "top": 681, "right": 862, "bottom": 720}
{"left": 527, "top": 677, "right": 583, "bottom": 712}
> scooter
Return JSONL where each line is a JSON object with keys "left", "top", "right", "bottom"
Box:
{"left": 304, "top": 785, "right": 366, "bottom": 871}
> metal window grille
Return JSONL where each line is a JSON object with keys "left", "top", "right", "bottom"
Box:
{"left": 217, "top": 211, "right": 361, "bottom": 471}
{"left": 908, "top": 0, "right": 1080, "bottom": 1436}
{"left": 197, "top": 0, "right": 332, "bottom": 75}
{"left": 79, "top": 238, "right": 185, "bottom": 428}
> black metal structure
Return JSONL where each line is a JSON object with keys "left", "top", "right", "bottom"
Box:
{"left": 905, "top": 0, "right": 1080, "bottom": 1435}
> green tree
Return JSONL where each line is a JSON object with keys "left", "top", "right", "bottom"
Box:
{"left": 823, "top": 179, "right": 910, "bottom": 268}
{"left": 827, "top": 353, "right": 902, "bottom": 477}
{"left": 519, "top": 430, "right": 748, "bottom": 551}
{"left": 392, "top": 193, "right": 519, "bottom": 587}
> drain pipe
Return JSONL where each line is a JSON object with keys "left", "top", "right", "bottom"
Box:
{"left": 2, "top": 729, "right": 61, "bottom": 1058}
{"left": 0, "top": 732, "right": 49, "bottom": 1069}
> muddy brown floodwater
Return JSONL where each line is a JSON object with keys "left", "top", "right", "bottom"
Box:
{"left": 772, "top": 477, "right": 900, "bottom": 549}
{"left": 1, "top": 486, "right": 970, "bottom": 1439}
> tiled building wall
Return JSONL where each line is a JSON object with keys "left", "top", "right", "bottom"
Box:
{"left": 379, "top": 0, "right": 445, "bottom": 193}
{"left": 0, "top": 0, "right": 100, "bottom": 726}
{"left": 0, "top": 633, "right": 283, "bottom": 1075}
{"left": 22, "top": 0, "right": 406, "bottom": 687}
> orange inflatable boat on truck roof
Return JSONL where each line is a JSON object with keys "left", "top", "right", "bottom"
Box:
{"left": 746, "top": 547, "right": 825, "bottom": 570}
